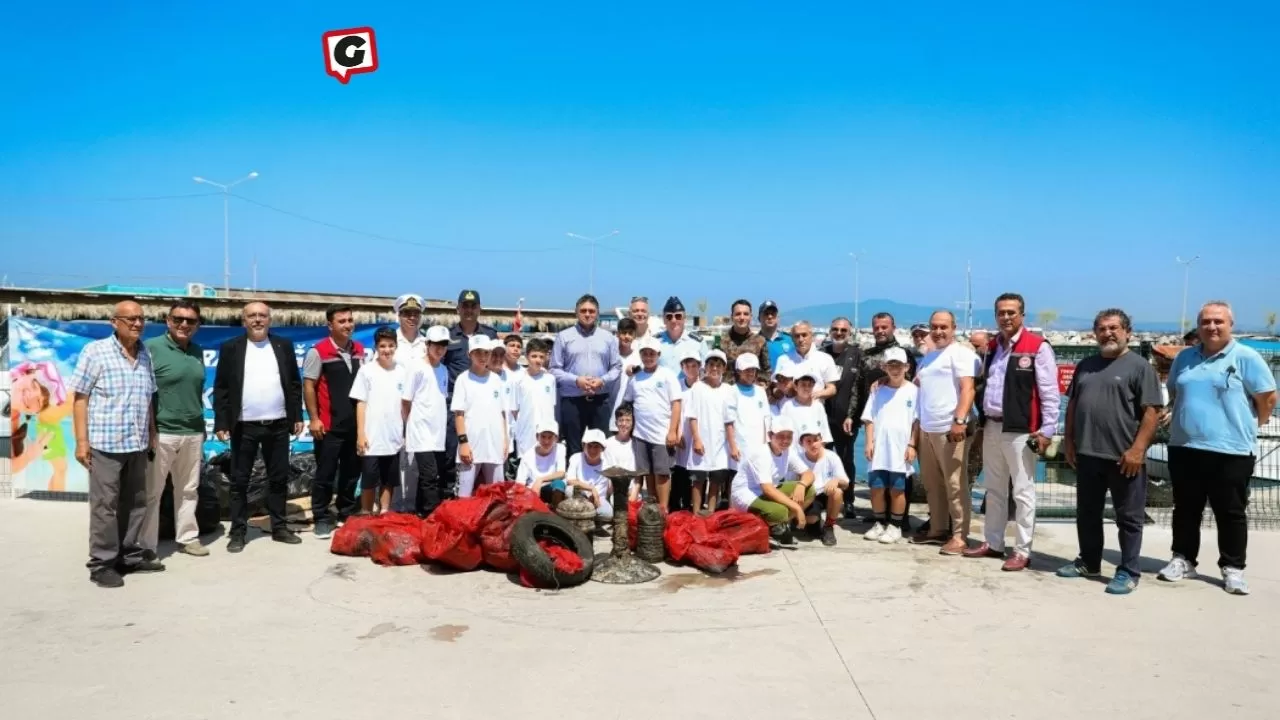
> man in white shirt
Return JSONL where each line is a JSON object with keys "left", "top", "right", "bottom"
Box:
{"left": 391, "top": 293, "right": 426, "bottom": 512}
{"left": 784, "top": 321, "right": 840, "bottom": 407}
{"left": 402, "top": 326, "right": 452, "bottom": 516}
{"left": 913, "top": 311, "right": 977, "bottom": 555}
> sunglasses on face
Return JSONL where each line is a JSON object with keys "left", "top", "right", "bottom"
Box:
{"left": 170, "top": 316, "right": 200, "bottom": 326}
{"left": 665, "top": 312, "right": 684, "bottom": 320}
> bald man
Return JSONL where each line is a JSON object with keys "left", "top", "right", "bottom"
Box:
{"left": 70, "top": 300, "right": 161, "bottom": 588}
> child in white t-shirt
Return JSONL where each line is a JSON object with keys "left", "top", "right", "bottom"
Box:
{"left": 683, "top": 350, "right": 737, "bottom": 515}
{"left": 401, "top": 325, "right": 452, "bottom": 517}
{"left": 623, "top": 338, "right": 683, "bottom": 511}
{"left": 452, "top": 336, "right": 509, "bottom": 497}
{"left": 794, "top": 431, "right": 849, "bottom": 547}
{"left": 860, "top": 348, "right": 920, "bottom": 544}
{"left": 350, "top": 327, "right": 407, "bottom": 514}
{"left": 609, "top": 318, "right": 643, "bottom": 432}
{"left": 769, "top": 361, "right": 797, "bottom": 417}
{"left": 670, "top": 350, "right": 702, "bottom": 512}
{"left": 567, "top": 429, "right": 613, "bottom": 519}
{"left": 603, "top": 405, "right": 640, "bottom": 500}
{"left": 514, "top": 419, "right": 567, "bottom": 506}
{"left": 511, "top": 337, "right": 558, "bottom": 457}
{"left": 779, "top": 364, "right": 832, "bottom": 444}
{"left": 731, "top": 354, "right": 770, "bottom": 471}
{"left": 489, "top": 344, "right": 517, "bottom": 469}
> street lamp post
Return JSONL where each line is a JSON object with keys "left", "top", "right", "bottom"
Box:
{"left": 193, "top": 171, "right": 260, "bottom": 294}
{"left": 848, "top": 251, "right": 863, "bottom": 334}
{"left": 1176, "top": 255, "right": 1200, "bottom": 334}
{"left": 566, "top": 230, "right": 620, "bottom": 295}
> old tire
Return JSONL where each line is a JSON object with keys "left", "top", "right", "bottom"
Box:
{"left": 510, "top": 512, "right": 594, "bottom": 588}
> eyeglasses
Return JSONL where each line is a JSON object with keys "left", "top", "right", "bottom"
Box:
{"left": 114, "top": 315, "right": 144, "bottom": 326}
{"left": 665, "top": 312, "right": 684, "bottom": 320}
{"left": 170, "top": 316, "right": 200, "bottom": 326}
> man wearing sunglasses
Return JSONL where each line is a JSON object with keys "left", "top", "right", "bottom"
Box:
{"left": 69, "top": 300, "right": 160, "bottom": 588}
{"left": 142, "top": 300, "right": 210, "bottom": 558}
{"left": 656, "top": 296, "right": 704, "bottom": 374}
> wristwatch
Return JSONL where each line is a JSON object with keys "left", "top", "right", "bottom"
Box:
{"left": 953, "top": 416, "right": 967, "bottom": 425}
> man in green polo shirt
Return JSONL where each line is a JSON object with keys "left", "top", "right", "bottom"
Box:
{"left": 143, "top": 300, "right": 211, "bottom": 557}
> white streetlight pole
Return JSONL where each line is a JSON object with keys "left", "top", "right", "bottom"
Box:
{"left": 848, "top": 251, "right": 863, "bottom": 333}
{"left": 567, "top": 230, "right": 620, "bottom": 295}
{"left": 194, "top": 171, "right": 260, "bottom": 294}
{"left": 1176, "top": 255, "right": 1200, "bottom": 334}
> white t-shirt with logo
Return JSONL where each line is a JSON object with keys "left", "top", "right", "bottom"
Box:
{"left": 860, "top": 383, "right": 920, "bottom": 474}
{"left": 793, "top": 447, "right": 848, "bottom": 491}
{"left": 603, "top": 435, "right": 635, "bottom": 472}
{"left": 512, "top": 369, "right": 558, "bottom": 456}
{"left": 681, "top": 381, "right": 735, "bottom": 471}
{"left": 402, "top": 359, "right": 450, "bottom": 453}
{"left": 731, "top": 384, "right": 770, "bottom": 470}
{"left": 610, "top": 351, "right": 643, "bottom": 431}
{"left": 730, "top": 444, "right": 809, "bottom": 511}
{"left": 779, "top": 397, "right": 832, "bottom": 443}
{"left": 623, "top": 366, "right": 682, "bottom": 445}
{"left": 514, "top": 443, "right": 566, "bottom": 488}
{"left": 916, "top": 342, "right": 978, "bottom": 433}
{"left": 567, "top": 452, "right": 609, "bottom": 499}
{"left": 349, "top": 361, "right": 407, "bottom": 457}
{"left": 451, "top": 371, "right": 508, "bottom": 465}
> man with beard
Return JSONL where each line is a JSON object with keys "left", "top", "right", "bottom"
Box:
{"left": 853, "top": 313, "right": 918, "bottom": 528}
{"left": 718, "top": 299, "right": 771, "bottom": 381}
{"left": 442, "top": 290, "right": 498, "bottom": 496}
{"left": 758, "top": 300, "right": 795, "bottom": 371}
{"left": 823, "top": 317, "right": 863, "bottom": 493}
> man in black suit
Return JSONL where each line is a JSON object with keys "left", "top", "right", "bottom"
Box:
{"left": 213, "top": 301, "right": 304, "bottom": 552}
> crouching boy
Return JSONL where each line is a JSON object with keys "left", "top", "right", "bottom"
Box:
{"left": 567, "top": 429, "right": 613, "bottom": 520}
{"left": 728, "top": 416, "right": 815, "bottom": 546}
{"left": 514, "top": 419, "right": 567, "bottom": 506}
{"left": 795, "top": 431, "right": 849, "bottom": 546}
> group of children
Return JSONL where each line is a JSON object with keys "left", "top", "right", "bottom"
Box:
{"left": 347, "top": 318, "right": 924, "bottom": 550}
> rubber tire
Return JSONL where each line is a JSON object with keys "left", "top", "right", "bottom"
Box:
{"left": 510, "top": 512, "right": 594, "bottom": 588}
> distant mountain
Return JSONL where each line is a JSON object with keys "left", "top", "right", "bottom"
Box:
{"left": 782, "top": 299, "right": 1181, "bottom": 332}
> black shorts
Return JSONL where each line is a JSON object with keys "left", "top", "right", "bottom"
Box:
{"left": 362, "top": 454, "right": 400, "bottom": 490}
{"left": 689, "top": 469, "right": 733, "bottom": 486}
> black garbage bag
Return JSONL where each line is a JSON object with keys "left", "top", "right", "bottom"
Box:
{"left": 206, "top": 451, "right": 316, "bottom": 518}
{"left": 158, "top": 466, "right": 223, "bottom": 540}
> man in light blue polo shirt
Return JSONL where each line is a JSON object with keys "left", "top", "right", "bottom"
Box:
{"left": 656, "top": 296, "right": 705, "bottom": 374}
{"left": 1158, "top": 301, "right": 1277, "bottom": 595}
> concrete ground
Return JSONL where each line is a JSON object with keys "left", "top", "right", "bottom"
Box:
{"left": 2, "top": 500, "right": 1277, "bottom": 720}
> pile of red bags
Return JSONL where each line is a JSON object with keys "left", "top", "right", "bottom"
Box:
{"left": 331, "top": 483, "right": 554, "bottom": 576}
{"left": 663, "top": 509, "right": 771, "bottom": 573}
{"left": 518, "top": 539, "right": 585, "bottom": 588}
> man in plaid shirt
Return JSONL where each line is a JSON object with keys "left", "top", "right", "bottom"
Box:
{"left": 70, "top": 300, "right": 161, "bottom": 589}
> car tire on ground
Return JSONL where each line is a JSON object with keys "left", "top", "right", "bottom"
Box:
{"left": 510, "top": 512, "right": 594, "bottom": 588}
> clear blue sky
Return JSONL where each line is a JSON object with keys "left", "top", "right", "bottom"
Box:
{"left": 2, "top": 1, "right": 1276, "bottom": 326}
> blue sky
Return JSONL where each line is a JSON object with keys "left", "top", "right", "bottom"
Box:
{"left": 2, "top": 2, "right": 1277, "bottom": 326}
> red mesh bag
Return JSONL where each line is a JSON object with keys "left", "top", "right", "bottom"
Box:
{"left": 370, "top": 525, "right": 424, "bottom": 566}
{"left": 328, "top": 514, "right": 380, "bottom": 557}
{"left": 430, "top": 496, "right": 498, "bottom": 534}
{"left": 476, "top": 482, "right": 550, "bottom": 515}
{"left": 663, "top": 511, "right": 714, "bottom": 562}
{"left": 684, "top": 534, "right": 740, "bottom": 574}
{"left": 704, "top": 510, "right": 771, "bottom": 555}
{"left": 479, "top": 517, "right": 518, "bottom": 571}
{"left": 420, "top": 517, "right": 483, "bottom": 571}
{"left": 518, "top": 539, "right": 586, "bottom": 588}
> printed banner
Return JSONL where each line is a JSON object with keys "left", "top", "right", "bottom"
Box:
{"left": 1056, "top": 363, "right": 1076, "bottom": 395}
{"left": 8, "top": 317, "right": 385, "bottom": 494}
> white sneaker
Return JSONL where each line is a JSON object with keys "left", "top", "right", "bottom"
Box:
{"left": 879, "top": 525, "right": 903, "bottom": 544}
{"left": 1222, "top": 567, "right": 1250, "bottom": 595}
{"left": 863, "top": 523, "right": 886, "bottom": 541}
{"left": 1157, "top": 555, "right": 1197, "bottom": 582}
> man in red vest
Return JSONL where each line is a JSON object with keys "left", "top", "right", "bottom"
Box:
{"left": 304, "top": 304, "right": 366, "bottom": 540}
{"left": 964, "top": 293, "right": 1061, "bottom": 571}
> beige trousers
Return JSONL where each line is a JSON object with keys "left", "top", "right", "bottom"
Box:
{"left": 919, "top": 431, "right": 970, "bottom": 537}
{"left": 143, "top": 434, "right": 204, "bottom": 548}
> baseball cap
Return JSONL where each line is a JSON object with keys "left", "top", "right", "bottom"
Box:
{"left": 678, "top": 345, "right": 702, "bottom": 363}
{"left": 582, "top": 428, "right": 607, "bottom": 447}
{"left": 769, "top": 416, "right": 796, "bottom": 435}
{"left": 705, "top": 349, "right": 727, "bottom": 365}
{"left": 796, "top": 363, "right": 823, "bottom": 383}
{"left": 663, "top": 296, "right": 685, "bottom": 314}
{"left": 636, "top": 337, "right": 661, "bottom": 354}
{"left": 468, "top": 335, "right": 493, "bottom": 354}
{"left": 773, "top": 355, "right": 799, "bottom": 379}
{"left": 394, "top": 294, "right": 424, "bottom": 313}
{"left": 735, "top": 353, "right": 760, "bottom": 371}
{"left": 759, "top": 300, "right": 779, "bottom": 315}
{"left": 424, "top": 325, "right": 450, "bottom": 343}
{"left": 457, "top": 289, "right": 481, "bottom": 305}
{"left": 536, "top": 419, "right": 560, "bottom": 436}
{"left": 910, "top": 323, "right": 929, "bottom": 336}
{"left": 883, "top": 347, "right": 909, "bottom": 365}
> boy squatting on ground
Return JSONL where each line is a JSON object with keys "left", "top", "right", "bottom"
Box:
{"left": 861, "top": 347, "right": 920, "bottom": 545}
{"left": 566, "top": 428, "right": 614, "bottom": 519}
{"left": 729, "top": 415, "right": 816, "bottom": 546}
{"left": 453, "top": 335, "right": 510, "bottom": 496}
{"left": 350, "top": 327, "right": 407, "bottom": 514}
{"left": 514, "top": 418, "right": 568, "bottom": 506}
{"left": 623, "top": 337, "right": 683, "bottom": 510}
{"left": 794, "top": 429, "right": 850, "bottom": 546}
{"left": 681, "top": 349, "right": 738, "bottom": 515}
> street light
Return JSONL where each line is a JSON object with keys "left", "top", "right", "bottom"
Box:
{"left": 566, "top": 230, "right": 620, "bottom": 295}
{"left": 193, "top": 171, "right": 260, "bottom": 294}
{"left": 848, "top": 251, "right": 864, "bottom": 334}
{"left": 1176, "top": 255, "right": 1200, "bottom": 334}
